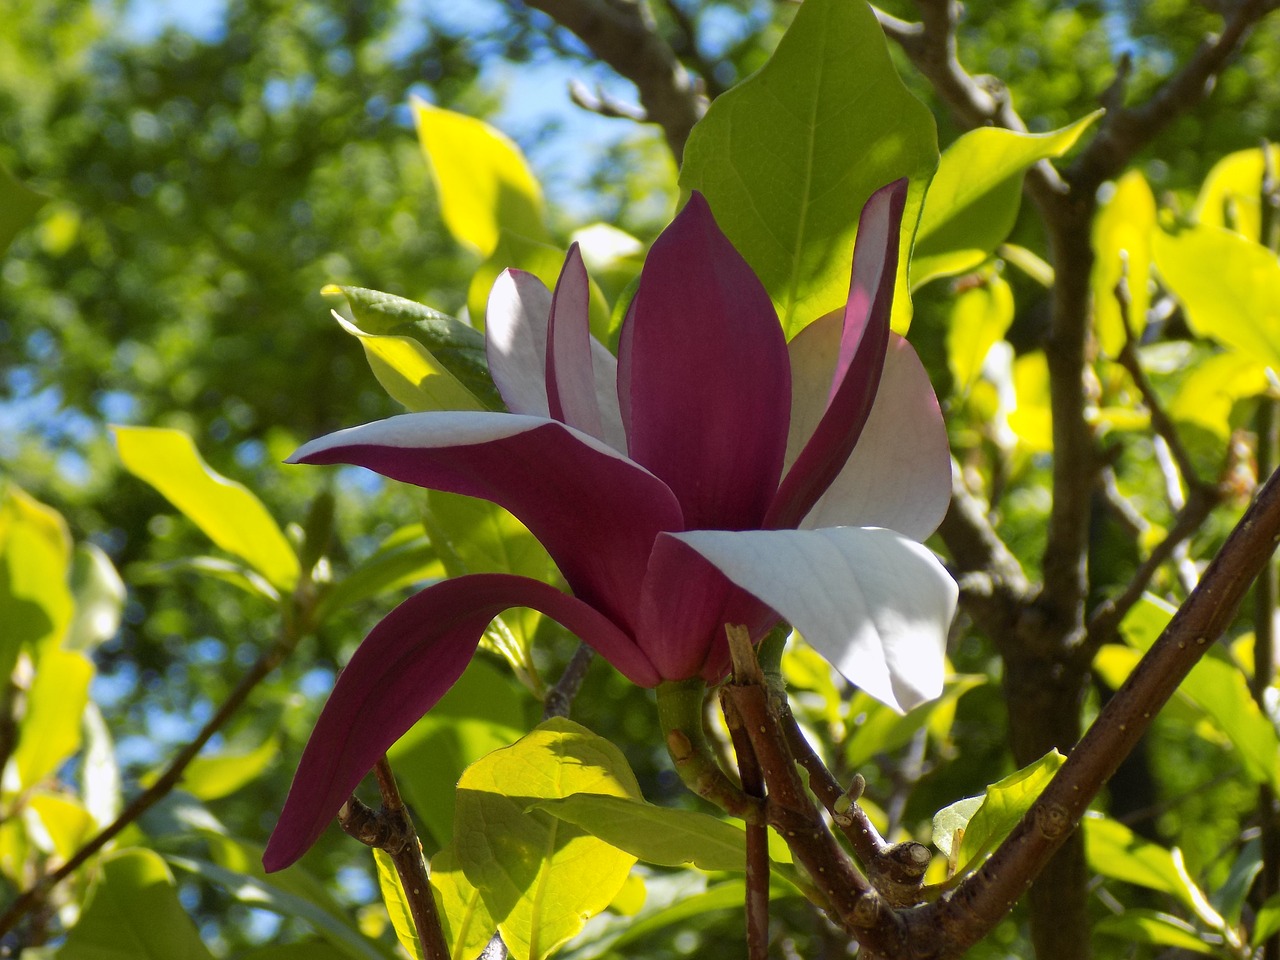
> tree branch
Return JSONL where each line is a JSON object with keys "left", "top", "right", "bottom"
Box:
{"left": 517, "top": 0, "right": 707, "bottom": 160}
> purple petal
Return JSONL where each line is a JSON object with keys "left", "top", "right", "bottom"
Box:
{"left": 767, "top": 180, "right": 908, "bottom": 529}
{"left": 790, "top": 327, "right": 951, "bottom": 540}
{"left": 486, "top": 269, "right": 552, "bottom": 417}
{"left": 671, "top": 527, "right": 956, "bottom": 712}
{"left": 290, "top": 413, "right": 683, "bottom": 632}
{"left": 618, "top": 192, "right": 790, "bottom": 530}
{"left": 263, "top": 574, "right": 658, "bottom": 872}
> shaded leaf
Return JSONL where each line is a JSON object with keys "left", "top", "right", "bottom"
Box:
{"left": 1094, "top": 910, "right": 1215, "bottom": 954}
{"left": 680, "top": 0, "right": 938, "bottom": 335}
{"left": 0, "top": 162, "right": 45, "bottom": 254}
{"left": 0, "top": 485, "right": 74, "bottom": 666}
{"left": 316, "top": 524, "right": 444, "bottom": 625}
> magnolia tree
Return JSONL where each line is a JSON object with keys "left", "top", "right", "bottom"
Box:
{"left": 3, "top": 0, "right": 1280, "bottom": 958}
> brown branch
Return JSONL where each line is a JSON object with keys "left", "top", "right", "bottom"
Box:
{"left": 339, "top": 757, "right": 449, "bottom": 960}
{"left": 519, "top": 0, "right": 707, "bottom": 160}
{"left": 1068, "top": 0, "right": 1280, "bottom": 193}
{"left": 901, "top": 463, "right": 1280, "bottom": 958}
{"left": 0, "top": 620, "right": 301, "bottom": 939}
{"left": 542, "top": 641, "right": 595, "bottom": 720}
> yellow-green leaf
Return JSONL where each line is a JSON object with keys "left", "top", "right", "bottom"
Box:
{"left": 12, "top": 647, "right": 94, "bottom": 789}
{"left": 454, "top": 718, "right": 641, "bottom": 960}
{"left": 413, "top": 98, "right": 548, "bottom": 257}
{"left": 1008, "top": 351, "right": 1053, "bottom": 453}
{"left": 1092, "top": 170, "right": 1156, "bottom": 356}
{"left": 334, "top": 312, "right": 484, "bottom": 412}
{"left": 1169, "top": 351, "right": 1271, "bottom": 439}
{"left": 373, "top": 848, "right": 424, "bottom": 960}
{"left": 113, "top": 426, "right": 299, "bottom": 593}
{"left": 913, "top": 112, "right": 1101, "bottom": 288}
{"left": 0, "top": 485, "right": 74, "bottom": 662}
{"left": 946, "top": 270, "right": 1014, "bottom": 396}
{"left": 1194, "top": 144, "right": 1275, "bottom": 241}
{"left": 171, "top": 735, "right": 280, "bottom": 801}
{"left": 430, "top": 845, "right": 497, "bottom": 960}
{"left": 27, "top": 790, "right": 95, "bottom": 860}
{"left": 1152, "top": 225, "right": 1280, "bottom": 368}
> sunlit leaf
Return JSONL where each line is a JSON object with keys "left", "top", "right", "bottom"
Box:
{"left": 326, "top": 285, "right": 502, "bottom": 411}
{"left": 1092, "top": 170, "right": 1156, "bottom": 356}
{"left": 680, "top": 0, "right": 938, "bottom": 335}
{"left": 82, "top": 703, "right": 121, "bottom": 826}
{"left": 1007, "top": 351, "right": 1053, "bottom": 452}
{"left": 113, "top": 426, "right": 299, "bottom": 592}
{"left": 13, "top": 647, "right": 94, "bottom": 789}
{"left": 914, "top": 112, "right": 1101, "bottom": 287}
{"left": 454, "top": 718, "right": 641, "bottom": 960}
{"left": 58, "top": 849, "right": 215, "bottom": 960}
{"left": 946, "top": 270, "right": 1014, "bottom": 396}
{"left": 373, "top": 848, "right": 424, "bottom": 960}
{"left": 1194, "top": 144, "right": 1275, "bottom": 241}
{"left": 1169, "top": 351, "right": 1271, "bottom": 440}
{"left": 1152, "top": 224, "right": 1280, "bottom": 368}
{"left": 167, "top": 734, "right": 280, "bottom": 801}
{"left": 0, "top": 484, "right": 74, "bottom": 666}
{"left": 26, "top": 790, "right": 95, "bottom": 860}
{"left": 413, "top": 98, "right": 549, "bottom": 257}
{"left": 430, "top": 845, "right": 498, "bottom": 960}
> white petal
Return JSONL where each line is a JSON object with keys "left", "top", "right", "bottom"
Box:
{"left": 795, "top": 333, "right": 951, "bottom": 540}
{"left": 486, "top": 270, "right": 552, "bottom": 418}
{"left": 673, "top": 527, "right": 956, "bottom": 712}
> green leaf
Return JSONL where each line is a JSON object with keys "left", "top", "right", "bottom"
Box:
{"left": 65, "top": 543, "right": 126, "bottom": 652}
{"left": 316, "top": 524, "right": 444, "bottom": 625}
{"left": 27, "top": 791, "right": 96, "bottom": 860}
{"left": 1083, "top": 816, "right": 1225, "bottom": 928}
{"left": 112, "top": 426, "right": 299, "bottom": 592}
{"left": 430, "top": 845, "right": 498, "bottom": 960}
{"left": 1152, "top": 224, "right": 1280, "bottom": 368}
{"left": 57, "top": 849, "right": 215, "bottom": 960}
{"left": 913, "top": 113, "right": 1101, "bottom": 288}
{"left": 535, "top": 794, "right": 762, "bottom": 873}
{"left": 167, "top": 856, "right": 390, "bottom": 960}
{"left": 1094, "top": 910, "right": 1215, "bottom": 954}
{"left": 932, "top": 750, "right": 1065, "bottom": 873}
{"left": 388, "top": 656, "right": 528, "bottom": 847}
{"left": 0, "top": 484, "right": 74, "bottom": 666}
{"left": 13, "top": 647, "right": 94, "bottom": 789}
{"left": 1195, "top": 143, "right": 1275, "bottom": 240}
{"left": 238, "top": 945, "right": 353, "bottom": 960}
{"left": 334, "top": 312, "right": 485, "bottom": 413}
{"left": 1255, "top": 891, "right": 1280, "bottom": 945}
{"left": 1092, "top": 169, "right": 1156, "bottom": 356}
{"left": 413, "top": 98, "right": 549, "bottom": 257}
{"left": 130, "top": 556, "right": 281, "bottom": 602}
{"left": 679, "top": 0, "right": 938, "bottom": 336}
{"left": 169, "top": 734, "right": 279, "bottom": 801}
{"left": 454, "top": 718, "right": 642, "bottom": 960}
{"left": 0, "top": 162, "right": 45, "bottom": 254}
{"left": 1169, "top": 351, "right": 1271, "bottom": 440}
{"left": 373, "top": 848, "right": 424, "bottom": 960}
{"left": 846, "top": 675, "right": 985, "bottom": 771}
{"left": 946, "top": 270, "right": 1014, "bottom": 396}
{"left": 327, "top": 286, "right": 503, "bottom": 411}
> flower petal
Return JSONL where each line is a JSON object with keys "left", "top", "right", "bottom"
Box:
{"left": 618, "top": 191, "right": 790, "bottom": 530}
{"left": 789, "top": 328, "right": 950, "bottom": 539}
{"left": 767, "top": 180, "right": 907, "bottom": 529}
{"left": 290, "top": 413, "right": 683, "bottom": 631}
{"left": 486, "top": 264, "right": 626, "bottom": 451}
{"left": 263, "top": 573, "right": 658, "bottom": 872}
{"left": 486, "top": 269, "right": 552, "bottom": 417}
{"left": 670, "top": 526, "right": 956, "bottom": 712}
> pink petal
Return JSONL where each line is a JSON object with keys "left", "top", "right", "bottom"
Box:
{"left": 546, "top": 243, "right": 603, "bottom": 439}
{"left": 263, "top": 573, "right": 658, "bottom": 872}
{"left": 486, "top": 269, "right": 553, "bottom": 417}
{"left": 290, "top": 413, "right": 683, "bottom": 632}
{"left": 789, "top": 326, "right": 950, "bottom": 540}
{"left": 618, "top": 192, "right": 790, "bottom": 530}
{"left": 767, "top": 180, "right": 908, "bottom": 529}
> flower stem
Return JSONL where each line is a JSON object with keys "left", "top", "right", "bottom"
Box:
{"left": 655, "top": 679, "right": 760, "bottom": 821}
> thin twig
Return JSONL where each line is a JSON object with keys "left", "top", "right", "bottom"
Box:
{"left": 339, "top": 757, "right": 449, "bottom": 960}
{"left": 542, "top": 641, "right": 595, "bottom": 720}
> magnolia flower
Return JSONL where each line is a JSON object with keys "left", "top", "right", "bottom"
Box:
{"left": 263, "top": 181, "right": 956, "bottom": 872}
